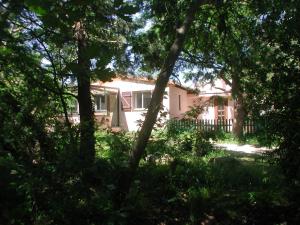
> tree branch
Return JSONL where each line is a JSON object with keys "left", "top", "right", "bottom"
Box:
{"left": 218, "top": 69, "right": 232, "bottom": 86}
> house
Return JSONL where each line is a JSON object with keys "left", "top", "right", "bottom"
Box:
{"left": 189, "top": 79, "right": 234, "bottom": 121}
{"left": 69, "top": 76, "right": 234, "bottom": 131}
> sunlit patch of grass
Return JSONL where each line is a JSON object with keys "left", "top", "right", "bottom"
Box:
{"left": 91, "top": 130, "right": 293, "bottom": 224}
{"left": 203, "top": 149, "right": 230, "bottom": 162}
{"left": 214, "top": 132, "right": 277, "bottom": 148}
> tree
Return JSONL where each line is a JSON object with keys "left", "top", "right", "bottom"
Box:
{"left": 0, "top": 1, "right": 137, "bottom": 222}
{"left": 179, "top": 0, "right": 263, "bottom": 138}
{"left": 247, "top": 0, "right": 300, "bottom": 180}
{"left": 132, "top": 0, "right": 260, "bottom": 139}
{"left": 2, "top": 0, "right": 137, "bottom": 166}
{"left": 113, "top": 0, "right": 213, "bottom": 202}
{"left": 0, "top": 1, "right": 61, "bottom": 163}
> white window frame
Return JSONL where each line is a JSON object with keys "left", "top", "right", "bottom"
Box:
{"left": 94, "top": 94, "right": 107, "bottom": 112}
{"left": 133, "top": 91, "right": 152, "bottom": 110}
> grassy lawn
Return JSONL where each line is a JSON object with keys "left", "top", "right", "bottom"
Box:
{"left": 213, "top": 132, "right": 278, "bottom": 149}
{"left": 131, "top": 151, "right": 294, "bottom": 224}
{"left": 95, "top": 130, "right": 299, "bottom": 224}
{"left": 2, "top": 129, "right": 297, "bottom": 225}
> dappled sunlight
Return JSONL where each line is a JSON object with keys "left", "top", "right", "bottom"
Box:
{"left": 90, "top": 129, "right": 294, "bottom": 224}
{"left": 215, "top": 143, "right": 273, "bottom": 154}
{"left": 1, "top": 0, "right": 299, "bottom": 224}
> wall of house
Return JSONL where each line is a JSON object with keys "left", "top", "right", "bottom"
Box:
{"left": 70, "top": 78, "right": 235, "bottom": 131}
{"left": 196, "top": 96, "right": 215, "bottom": 120}
{"left": 198, "top": 79, "right": 231, "bottom": 94}
{"left": 169, "top": 86, "right": 189, "bottom": 119}
{"left": 190, "top": 79, "right": 234, "bottom": 120}
{"left": 68, "top": 91, "right": 117, "bottom": 128}
{"left": 196, "top": 96, "right": 235, "bottom": 120}
{"left": 185, "top": 94, "right": 213, "bottom": 119}
{"left": 100, "top": 79, "right": 170, "bottom": 131}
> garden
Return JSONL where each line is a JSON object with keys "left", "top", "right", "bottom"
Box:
{"left": 1, "top": 0, "right": 300, "bottom": 224}
{"left": 2, "top": 125, "right": 299, "bottom": 225}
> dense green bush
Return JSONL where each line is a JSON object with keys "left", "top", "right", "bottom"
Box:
{"left": 95, "top": 130, "right": 132, "bottom": 166}
{"left": 1, "top": 124, "right": 298, "bottom": 225}
{"left": 166, "top": 124, "right": 214, "bottom": 156}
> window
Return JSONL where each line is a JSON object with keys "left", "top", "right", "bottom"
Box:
{"left": 94, "top": 94, "right": 106, "bottom": 111}
{"left": 217, "top": 98, "right": 225, "bottom": 120}
{"left": 210, "top": 97, "right": 214, "bottom": 107}
{"left": 178, "top": 95, "right": 181, "bottom": 111}
{"left": 133, "top": 91, "right": 151, "bottom": 109}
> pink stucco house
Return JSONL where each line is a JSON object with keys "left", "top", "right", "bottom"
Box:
{"left": 69, "top": 76, "right": 234, "bottom": 131}
{"left": 190, "top": 79, "right": 234, "bottom": 120}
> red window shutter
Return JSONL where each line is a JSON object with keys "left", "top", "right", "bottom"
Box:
{"left": 121, "top": 92, "right": 131, "bottom": 112}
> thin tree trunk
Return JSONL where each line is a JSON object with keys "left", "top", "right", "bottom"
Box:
{"left": 113, "top": 1, "right": 210, "bottom": 203}
{"left": 130, "top": 0, "right": 207, "bottom": 171}
{"left": 74, "top": 21, "right": 95, "bottom": 165}
{"left": 219, "top": 70, "right": 246, "bottom": 139}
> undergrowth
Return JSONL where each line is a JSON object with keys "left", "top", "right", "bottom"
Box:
{"left": 1, "top": 128, "right": 298, "bottom": 225}
{"left": 92, "top": 129, "right": 298, "bottom": 224}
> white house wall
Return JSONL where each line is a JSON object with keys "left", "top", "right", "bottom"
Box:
{"left": 75, "top": 78, "right": 236, "bottom": 131}
{"left": 195, "top": 79, "right": 233, "bottom": 120}
{"left": 198, "top": 79, "right": 231, "bottom": 95}
{"left": 200, "top": 97, "right": 215, "bottom": 120}
{"left": 168, "top": 86, "right": 189, "bottom": 119}
{"left": 197, "top": 96, "right": 234, "bottom": 120}
{"left": 97, "top": 79, "right": 170, "bottom": 131}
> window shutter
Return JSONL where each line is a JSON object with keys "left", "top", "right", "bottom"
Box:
{"left": 121, "top": 92, "right": 131, "bottom": 112}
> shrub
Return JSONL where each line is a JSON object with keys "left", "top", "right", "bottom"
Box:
{"left": 95, "top": 129, "right": 132, "bottom": 166}
{"left": 170, "top": 128, "right": 213, "bottom": 156}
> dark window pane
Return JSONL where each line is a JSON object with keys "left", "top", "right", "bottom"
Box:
{"left": 100, "top": 95, "right": 106, "bottom": 110}
{"left": 95, "top": 96, "right": 100, "bottom": 111}
{"left": 95, "top": 95, "right": 106, "bottom": 111}
{"left": 143, "top": 92, "right": 151, "bottom": 108}
{"left": 135, "top": 92, "right": 143, "bottom": 108}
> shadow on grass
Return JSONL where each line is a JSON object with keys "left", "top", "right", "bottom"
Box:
{"left": 121, "top": 150, "right": 299, "bottom": 225}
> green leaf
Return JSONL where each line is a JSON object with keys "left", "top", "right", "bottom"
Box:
{"left": 30, "top": 6, "right": 46, "bottom": 15}
{"left": 117, "top": 4, "right": 139, "bottom": 15}
{"left": 114, "top": 0, "right": 124, "bottom": 7}
{"left": 25, "top": 0, "right": 47, "bottom": 16}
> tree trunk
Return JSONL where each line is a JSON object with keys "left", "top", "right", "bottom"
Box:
{"left": 113, "top": 1, "right": 209, "bottom": 203}
{"left": 74, "top": 21, "right": 95, "bottom": 165}
{"left": 130, "top": 0, "right": 207, "bottom": 171}
{"left": 231, "top": 73, "right": 246, "bottom": 139}
{"left": 233, "top": 93, "right": 246, "bottom": 138}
